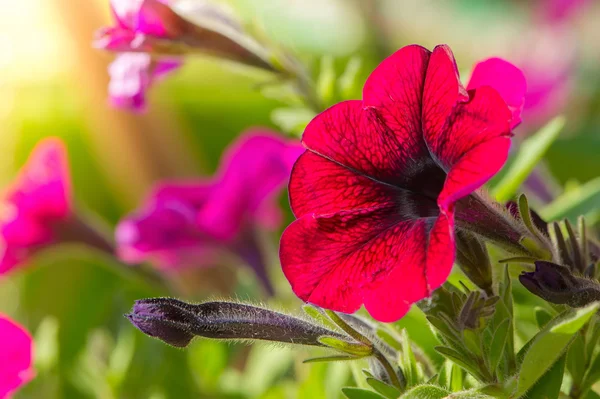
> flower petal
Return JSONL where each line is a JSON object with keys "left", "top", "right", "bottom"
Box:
{"left": 0, "top": 315, "right": 34, "bottom": 398}
{"left": 280, "top": 205, "right": 455, "bottom": 322}
{"left": 422, "top": 45, "right": 469, "bottom": 144}
{"left": 364, "top": 213, "right": 454, "bottom": 321}
{"left": 289, "top": 151, "right": 438, "bottom": 219}
{"left": 422, "top": 47, "right": 513, "bottom": 208}
{"left": 6, "top": 138, "right": 71, "bottom": 221}
{"left": 362, "top": 45, "right": 432, "bottom": 169}
{"left": 115, "top": 182, "right": 211, "bottom": 264}
{"left": 431, "top": 86, "right": 512, "bottom": 208}
{"left": 111, "top": 0, "right": 173, "bottom": 37}
{"left": 467, "top": 58, "right": 526, "bottom": 129}
{"left": 302, "top": 100, "right": 444, "bottom": 195}
{"left": 197, "top": 131, "right": 301, "bottom": 240}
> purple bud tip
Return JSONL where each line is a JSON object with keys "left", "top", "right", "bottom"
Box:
{"left": 127, "top": 298, "right": 196, "bottom": 347}
{"left": 519, "top": 261, "right": 600, "bottom": 307}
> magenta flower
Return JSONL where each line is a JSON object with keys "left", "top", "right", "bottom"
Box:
{"left": 280, "top": 44, "right": 526, "bottom": 322}
{"left": 116, "top": 130, "right": 303, "bottom": 294}
{"left": 470, "top": 49, "right": 571, "bottom": 129}
{"left": 0, "top": 138, "right": 71, "bottom": 275}
{"left": 0, "top": 314, "right": 34, "bottom": 397}
{"left": 108, "top": 53, "right": 181, "bottom": 111}
{"left": 95, "top": 0, "right": 178, "bottom": 52}
{"left": 96, "top": 0, "right": 184, "bottom": 111}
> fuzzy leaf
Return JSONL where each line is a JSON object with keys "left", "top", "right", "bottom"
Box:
{"left": 303, "top": 355, "right": 358, "bottom": 364}
{"left": 516, "top": 303, "right": 599, "bottom": 396}
{"left": 398, "top": 384, "right": 450, "bottom": 399}
{"left": 401, "top": 329, "right": 419, "bottom": 387}
{"left": 551, "top": 302, "right": 600, "bottom": 334}
{"left": 534, "top": 307, "right": 554, "bottom": 329}
{"left": 488, "top": 318, "right": 510, "bottom": 375}
{"left": 366, "top": 378, "right": 402, "bottom": 399}
{"left": 342, "top": 387, "right": 387, "bottom": 399}
{"left": 434, "top": 347, "right": 482, "bottom": 381}
{"left": 318, "top": 336, "right": 372, "bottom": 357}
{"left": 492, "top": 116, "right": 564, "bottom": 202}
{"left": 524, "top": 354, "right": 565, "bottom": 399}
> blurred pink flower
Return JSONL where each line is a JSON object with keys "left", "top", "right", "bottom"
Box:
{"left": 95, "top": 0, "right": 178, "bottom": 52}
{"left": 467, "top": 58, "right": 527, "bottom": 129}
{"left": 471, "top": 32, "right": 573, "bottom": 129}
{"left": 538, "top": 0, "right": 590, "bottom": 23}
{"left": 108, "top": 53, "right": 181, "bottom": 111}
{"left": 0, "top": 315, "right": 34, "bottom": 398}
{"left": 96, "top": 0, "right": 184, "bottom": 111}
{"left": 0, "top": 138, "right": 71, "bottom": 275}
{"left": 115, "top": 130, "right": 303, "bottom": 294}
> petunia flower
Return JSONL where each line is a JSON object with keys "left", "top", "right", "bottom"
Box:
{"left": 0, "top": 314, "right": 34, "bottom": 398}
{"left": 96, "top": 0, "right": 276, "bottom": 111}
{"left": 108, "top": 53, "right": 181, "bottom": 111}
{"left": 280, "top": 44, "right": 527, "bottom": 322}
{"left": 0, "top": 138, "right": 114, "bottom": 276}
{"left": 116, "top": 130, "right": 303, "bottom": 295}
{"left": 0, "top": 138, "right": 72, "bottom": 275}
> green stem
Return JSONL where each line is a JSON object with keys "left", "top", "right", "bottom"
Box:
{"left": 325, "top": 310, "right": 403, "bottom": 390}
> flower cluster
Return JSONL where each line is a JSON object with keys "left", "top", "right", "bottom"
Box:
{"left": 116, "top": 130, "right": 303, "bottom": 294}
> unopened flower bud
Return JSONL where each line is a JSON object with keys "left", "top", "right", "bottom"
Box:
{"left": 127, "top": 298, "right": 345, "bottom": 347}
{"left": 519, "top": 261, "right": 600, "bottom": 308}
{"left": 455, "top": 231, "right": 493, "bottom": 295}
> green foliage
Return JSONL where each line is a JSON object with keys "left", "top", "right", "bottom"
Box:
{"left": 492, "top": 117, "right": 564, "bottom": 202}
{"left": 515, "top": 302, "right": 599, "bottom": 397}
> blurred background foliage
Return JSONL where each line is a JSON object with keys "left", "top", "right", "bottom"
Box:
{"left": 1, "top": 0, "right": 600, "bottom": 398}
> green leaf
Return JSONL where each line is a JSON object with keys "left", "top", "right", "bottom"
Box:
{"left": 450, "top": 363, "right": 464, "bottom": 393}
{"left": 303, "top": 355, "right": 358, "bottom": 363}
{"left": 318, "top": 336, "right": 373, "bottom": 357}
{"left": 338, "top": 57, "right": 362, "bottom": 99}
{"left": 540, "top": 176, "right": 600, "bottom": 222}
{"left": 34, "top": 316, "right": 59, "bottom": 373}
{"left": 534, "top": 307, "right": 554, "bottom": 329}
{"left": 488, "top": 318, "right": 510, "bottom": 375}
{"left": 492, "top": 116, "right": 564, "bottom": 202}
{"left": 316, "top": 55, "right": 336, "bottom": 106}
{"left": 398, "top": 385, "right": 450, "bottom": 399}
{"left": 498, "top": 267, "right": 516, "bottom": 374}
{"left": 567, "top": 333, "right": 586, "bottom": 387}
{"left": 342, "top": 387, "right": 387, "bottom": 399}
{"left": 551, "top": 302, "right": 600, "bottom": 334}
{"left": 366, "top": 378, "right": 402, "bottom": 399}
{"left": 427, "top": 315, "right": 461, "bottom": 347}
{"left": 516, "top": 303, "right": 599, "bottom": 396}
{"left": 524, "top": 354, "right": 566, "bottom": 399}
{"left": 434, "top": 346, "right": 483, "bottom": 381}
{"left": 400, "top": 329, "right": 419, "bottom": 387}
{"left": 303, "top": 304, "right": 338, "bottom": 330}
{"left": 270, "top": 107, "right": 316, "bottom": 135}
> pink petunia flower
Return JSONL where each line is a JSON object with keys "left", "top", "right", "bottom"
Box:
{"left": 108, "top": 53, "right": 181, "bottom": 112}
{"left": 279, "top": 44, "right": 526, "bottom": 322}
{"left": 96, "top": 0, "right": 275, "bottom": 111}
{"left": 0, "top": 138, "right": 72, "bottom": 275}
{"left": 95, "top": 0, "right": 179, "bottom": 52}
{"left": 95, "top": 0, "right": 184, "bottom": 111}
{"left": 0, "top": 315, "right": 34, "bottom": 398}
{"left": 115, "top": 130, "right": 304, "bottom": 294}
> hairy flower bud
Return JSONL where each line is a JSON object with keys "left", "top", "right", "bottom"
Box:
{"left": 455, "top": 231, "right": 493, "bottom": 295}
{"left": 519, "top": 261, "right": 600, "bottom": 307}
{"left": 126, "top": 298, "right": 345, "bottom": 347}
